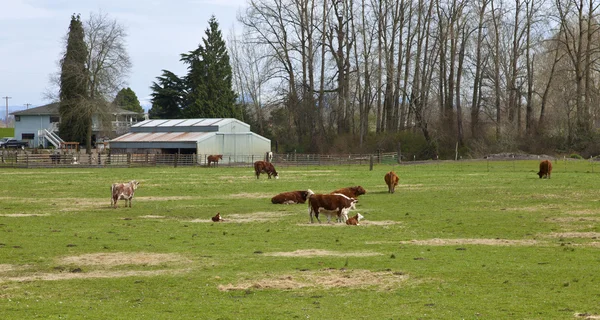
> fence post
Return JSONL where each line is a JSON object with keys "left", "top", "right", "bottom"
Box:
{"left": 127, "top": 153, "right": 131, "bottom": 166}
{"left": 174, "top": 153, "right": 178, "bottom": 168}
{"left": 591, "top": 156, "right": 594, "bottom": 173}
{"left": 369, "top": 155, "right": 373, "bottom": 171}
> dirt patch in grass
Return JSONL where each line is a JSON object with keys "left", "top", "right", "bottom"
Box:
{"left": 575, "top": 313, "right": 600, "bottom": 319}
{"left": 544, "top": 232, "right": 600, "bottom": 239}
{"left": 228, "top": 192, "right": 273, "bottom": 199}
{"left": 0, "top": 213, "right": 50, "bottom": 217}
{"left": 218, "top": 269, "right": 408, "bottom": 291}
{"left": 1, "top": 269, "right": 189, "bottom": 283}
{"left": 0, "top": 264, "right": 16, "bottom": 273}
{"left": 135, "top": 196, "right": 200, "bottom": 201}
{"left": 265, "top": 249, "right": 382, "bottom": 257}
{"left": 58, "top": 252, "right": 190, "bottom": 266}
{"left": 397, "top": 238, "right": 540, "bottom": 246}
{"left": 189, "top": 211, "right": 295, "bottom": 223}
{"left": 298, "top": 220, "right": 401, "bottom": 226}
{"left": 139, "top": 215, "right": 167, "bottom": 219}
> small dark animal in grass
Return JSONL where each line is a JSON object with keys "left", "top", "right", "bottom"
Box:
{"left": 271, "top": 190, "right": 309, "bottom": 204}
{"left": 384, "top": 171, "right": 399, "bottom": 193}
{"left": 330, "top": 186, "right": 366, "bottom": 198}
{"left": 207, "top": 154, "right": 223, "bottom": 167}
{"left": 211, "top": 213, "right": 223, "bottom": 222}
{"left": 346, "top": 213, "right": 364, "bottom": 225}
{"left": 254, "top": 160, "right": 279, "bottom": 179}
{"left": 111, "top": 180, "right": 140, "bottom": 208}
{"left": 538, "top": 160, "right": 553, "bottom": 179}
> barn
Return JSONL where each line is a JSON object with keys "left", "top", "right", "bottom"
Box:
{"left": 109, "top": 118, "right": 271, "bottom": 164}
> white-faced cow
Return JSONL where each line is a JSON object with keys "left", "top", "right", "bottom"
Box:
{"left": 271, "top": 190, "right": 309, "bottom": 204}
{"left": 254, "top": 161, "right": 279, "bottom": 179}
{"left": 346, "top": 213, "right": 364, "bottom": 225}
{"left": 307, "top": 189, "right": 357, "bottom": 223}
{"left": 330, "top": 186, "right": 366, "bottom": 198}
{"left": 211, "top": 212, "right": 223, "bottom": 222}
{"left": 384, "top": 171, "right": 399, "bottom": 193}
{"left": 111, "top": 180, "right": 140, "bottom": 208}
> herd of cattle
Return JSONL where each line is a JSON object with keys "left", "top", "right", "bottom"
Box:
{"left": 110, "top": 157, "right": 554, "bottom": 225}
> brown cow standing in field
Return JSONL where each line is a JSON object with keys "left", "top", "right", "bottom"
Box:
{"left": 271, "top": 190, "right": 310, "bottom": 204}
{"left": 307, "top": 190, "right": 357, "bottom": 223}
{"left": 254, "top": 161, "right": 279, "bottom": 179}
{"left": 207, "top": 154, "right": 223, "bottom": 167}
{"left": 111, "top": 180, "right": 140, "bottom": 208}
{"left": 538, "top": 160, "right": 553, "bottom": 179}
{"left": 330, "top": 186, "right": 366, "bottom": 198}
{"left": 384, "top": 171, "right": 399, "bottom": 193}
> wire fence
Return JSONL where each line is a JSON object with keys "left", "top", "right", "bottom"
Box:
{"left": 0, "top": 150, "right": 598, "bottom": 174}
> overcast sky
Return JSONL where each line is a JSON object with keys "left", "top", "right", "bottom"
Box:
{"left": 0, "top": 0, "right": 247, "bottom": 118}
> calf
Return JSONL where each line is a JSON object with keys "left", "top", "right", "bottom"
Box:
{"left": 346, "top": 213, "right": 364, "bottom": 225}
{"left": 307, "top": 190, "right": 357, "bottom": 223}
{"left": 384, "top": 171, "right": 399, "bottom": 193}
{"left": 331, "top": 186, "right": 366, "bottom": 198}
{"left": 254, "top": 160, "right": 279, "bottom": 179}
{"left": 111, "top": 180, "right": 140, "bottom": 208}
{"left": 271, "top": 190, "right": 309, "bottom": 204}
{"left": 211, "top": 212, "right": 223, "bottom": 222}
{"left": 538, "top": 160, "right": 553, "bottom": 179}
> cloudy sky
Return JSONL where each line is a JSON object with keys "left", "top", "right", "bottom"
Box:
{"left": 0, "top": 0, "right": 247, "bottom": 118}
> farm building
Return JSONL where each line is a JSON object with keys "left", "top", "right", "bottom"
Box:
{"left": 109, "top": 118, "right": 271, "bottom": 164}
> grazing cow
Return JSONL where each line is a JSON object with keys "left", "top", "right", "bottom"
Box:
{"left": 307, "top": 189, "right": 357, "bottom": 223}
{"left": 330, "top": 186, "right": 366, "bottom": 198}
{"left": 207, "top": 154, "right": 223, "bottom": 167}
{"left": 111, "top": 180, "right": 140, "bottom": 208}
{"left": 538, "top": 160, "right": 553, "bottom": 179}
{"left": 271, "top": 190, "right": 309, "bottom": 204}
{"left": 254, "top": 160, "right": 279, "bottom": 179}
{"left": 211, "top": 212, "right": 223, "bottom": 222}
{"left": 346, "top": 213, "right": 364, "bottom": 226}
{"left": 384, "top": 171, "right": 399, "bottom": 193}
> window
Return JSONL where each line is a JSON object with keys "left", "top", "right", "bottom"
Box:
{"left": 22, "top": 133, "right": 34, "bottom": 140}
{"left": 50, "top": 116, "right": 59, "bottom": 123}
{"left": 15, "top": 115, "right": 20, "bottom": 122}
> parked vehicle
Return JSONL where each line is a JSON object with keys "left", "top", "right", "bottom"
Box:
{"left": 0, "top": 138, "right": 28, "bottom": 149}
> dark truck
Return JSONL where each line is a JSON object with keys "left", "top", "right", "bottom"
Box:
{"left": 0, "top": 138, "right": 29, "bottom": 149}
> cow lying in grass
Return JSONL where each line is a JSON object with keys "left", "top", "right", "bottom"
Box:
{"left": 271, "top": 190, "right": 310, "bottom": 204}
{"left": 211, "top": 213, "right": 223, "bottom": 222}
{"left": 346, "top": 213, "right": 364, "bottom": 225}
{"left": 111, "top": 180, "right": 140, "bottom": 208}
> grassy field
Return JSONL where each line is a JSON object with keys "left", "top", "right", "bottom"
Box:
{"left": 0, "top": 160, "right": 599, "bottom": 319}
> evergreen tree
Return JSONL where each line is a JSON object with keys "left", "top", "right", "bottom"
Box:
{"left": 59, "top": 14, "right": 89, "bottom": 143}
{"left": 148, "top": 70, "right": 185, "bottom": 119}
{"left": 181, "top": 16, "right": 238, "bottom": 118}
{"left": 113, "top": 87, "right": 143, "bottom": 113}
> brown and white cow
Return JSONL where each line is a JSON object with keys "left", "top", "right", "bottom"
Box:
{"left": 271, "top": 190, "right": 310, "bottom": 204}
{"left": 254, "top": 160, "right": 279, "bottom": 179}
{"left": 346, "top": 213, "right": 364, "bottom": 225}
{"left": 307, "top": 189, "right": 357, "bottom": 223}
{"left": 211, "top": 212, "right": 223, "bottom": 222}
{"left": 111, "top": 180, "right": 140, "bottom": 208}
{"left": 538, "top": 160, "right": 553, "bottom": 179}
{"left": 330, "top": 186, "right": 366, "bottom": 198}
{"left": 384, "top": 171, "right": 399, "bottom": 193}
{"left": 207, "top": 154, "right": 223, "bottom": 167}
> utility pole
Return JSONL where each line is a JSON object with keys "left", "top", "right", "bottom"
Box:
{"left": 24, "top": 103, "right": 32, "bottom": 110}
{"left": 2, "top": 96, "right": 11, "bottom": 127}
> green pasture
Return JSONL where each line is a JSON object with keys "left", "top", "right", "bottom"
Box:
{"left": 0, "top": 160, "right": 599, "bottom": 319}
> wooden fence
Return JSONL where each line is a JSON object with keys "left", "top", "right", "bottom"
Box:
{"left": 0, "top": 151, "right": 398, "bottom": 168}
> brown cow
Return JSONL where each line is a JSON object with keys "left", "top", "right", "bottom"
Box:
{"left": 346, "top": 213, "right": 364, "bottom": 225}
{"left": 211, "top": 212, "right": 223, "bottom": 222}
{"left": 538, "top": 160, "right": 553, "bottom": 179}
{"left": 207, "top": 154, "right": 223, "bottom": 167}
{"left": 384, "top": 171, "right": 399, "bottom": 193}
{"left": 111, "top": 180, "right": 140, "bottom": 208}
{"left": 307, "top": 190, "right": 357, "bottom": 223}
{"left": 271, "top": 190, "right": 309, "bottom": 204}
{"left": 331, "top": 186, "right": 366, "bottom": 198}
{"left": 254, "top": 161, "right": 279, "bottom": 179}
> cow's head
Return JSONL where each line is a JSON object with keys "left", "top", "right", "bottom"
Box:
{"left": 355, "top": 213, "right": 364, "bottom": 222}
{"left": 306, "top": 189, "right": 315, "bottom": 198}
{"left": 273, "top": 170, "right": 279, "bottom": 179}
{"left": 217, "top": 155, "right": 223, "bottom": 160}
{"left": 354, "top": 186, "right": 366, "bottom": 196}
{"left": 129, "top": 180, "right": 140, "bottom": 190}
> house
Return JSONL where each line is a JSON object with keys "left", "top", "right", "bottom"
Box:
{"left": 109, "top": 118, "right": 271, "bottom": 164}
{"left": 11, "top": 102, "right": 143, "bottom": 148}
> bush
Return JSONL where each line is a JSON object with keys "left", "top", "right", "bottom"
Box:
{"left": 569, "top": 153, "right": 583, "bottom": 159}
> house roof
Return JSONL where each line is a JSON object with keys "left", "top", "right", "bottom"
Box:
{"left": 11, "top": 102, "right": 141, "bottom": 116}
{"left": 132, "top": 118, "right": 243, "bottom": 129}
